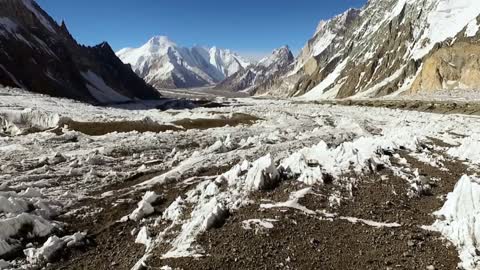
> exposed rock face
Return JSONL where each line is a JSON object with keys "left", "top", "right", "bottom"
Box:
{"left": 410, "top": 43, "right": 480, "bottom": 93}
{"left": 260, "top": 0, "right": 480, "bottom": 99}
{"left": 216, "top": 46, "right": 294, "bottom": 93}
{"left": 295, "top": 8, "right": 360, "bottom": 77}
{"left": 0, "top": 0, "right": 160, "bottom": 103}
{"left": 410, "top": 17, "right": 480, "bottom": 94}
{"left": 116, "top": 37, "right": 251, "bottom": 89}
{"left": 216, "top": 69, "right": 258, "bottom": 92}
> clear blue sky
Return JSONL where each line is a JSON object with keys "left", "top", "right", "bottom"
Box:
{"left": 37, "top": 0, "right": 366, "bottom": 59}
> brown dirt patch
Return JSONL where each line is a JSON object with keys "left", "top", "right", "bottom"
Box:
{"left": 309, "top": 99, "right": 480, "bottom": 116}
{"left": 147, "top": 142, "right": 464, "bottom": 269}
{"left": 154, "top": 204, "right": 458, "bottom": 270}
{"left": 60, "top": 113, "right": 260, "bottom": 136}
{"left": 172, "top": 113, "right": 260, "bottom": 130}
{"left": 63, "top": 119, "right": 182, "bottom": 136}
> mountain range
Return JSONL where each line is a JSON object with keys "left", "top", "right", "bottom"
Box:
{"left": 116, "top": 37, "right": 252, "bottom": 89}
{"left": 260, "top": 0, "right": 480, "bottom": 99}
{"left": 0, "top": 0, "right": 160, "bottom": 104}
{"left": 1, "top": 0, "right": 480, "bottom": 101}
{"left": 117, "top": 38, "right": 295, "bottom": 92}
{"left": 215, "top": 46, "right": 294, "bottom": 93}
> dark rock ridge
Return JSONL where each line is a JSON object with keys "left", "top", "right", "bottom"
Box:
{"left": 0, "top": 0, "right": 160, "bottom": 103}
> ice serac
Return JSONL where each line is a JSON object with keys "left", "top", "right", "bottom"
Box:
{"left": 260, "top": 0, "right": 480, "bottom": 99}
{"left": 116, "top": 37, "right": 252, "bottom": 89}
{"left": 0, "top": 0, "right": 160, "bottom": 103}
{"left": 216, "top": 46, "right": 294, "bottom": 93}
{"left": 432, "top": 175, "right": 480, "bottom": 270}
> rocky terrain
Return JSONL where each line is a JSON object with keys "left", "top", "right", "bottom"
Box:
{"left": 116, "top": 36, "right": 252, "bottom": 89}
{"left": 0, "top": 87, "right": 480, "bottom": 270}
{"left": 0, "top": 0, "right": 160, "bottom": 104}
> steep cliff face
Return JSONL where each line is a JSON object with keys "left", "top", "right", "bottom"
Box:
{"left": 0, "top": 0, "right": 160, "bottom": 103}
{"left": 410, "top": 16, "right": 480, "bottom": 94}
{"left": 294, "top": 8, "right": 360, "bottom": 77}
{"left": 261, "top": 0, "right": 480, "bottom": 99}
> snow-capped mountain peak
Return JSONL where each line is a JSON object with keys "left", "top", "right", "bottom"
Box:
{"left": 209, "top": 46, "right": 251, "bottom": 77}
{"left": 116, "top": 36, "right": 252, "bottom": 89}
{"left": 143, "top": 35, "right": 177, "bottom": 52}
{"left": 147, "top": 35, "right": 176, "bottom": 46}
{"left": 314, "top": 8, "right": 360, "bottom": 35}
{"left": 215, "top": 46, "right": 294, "bottom": 93}
{"left": 258, "top": 46, "right": 293, "bottom": 68}
{"left": 117, "top": 36, "right": 178, "bottom": 65}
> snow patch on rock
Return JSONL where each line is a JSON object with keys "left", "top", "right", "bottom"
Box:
{"left": 81, "top": 71, "right": 131, "bottom": 104}
{"left": 242, "top": 219, "right": 277, "bottom": 230}
{"left": 466, "top": 18, "right": 480, "bottom": 37}
{"left": 21, "top": 0, "right": 56, "bottom": 33}
{"left": 412, "top": 0, "right": 480, "bottom": 59}
{"left": 340, "top": 217, "right": 401, "bottom": 228}
{"left": 0, "top": 17, "right": 18, "bottom": 37}
{"left": 261, "top": 188, "right": 316, "bottom": 215}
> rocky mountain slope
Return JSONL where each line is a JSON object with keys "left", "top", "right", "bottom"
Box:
{"left": 117, "top": 37, "right": 251, "bottom": 89}
{"left": 410, "top": 16, "right": 480, "bottom": 94}
{"left": 260, "top": 0, "right": 480, "bottom": 99}
{"left": 0, "top": 0, "right": 160, "bottom": 104}
{"left": 216, "top": 46, "right": 294, "bottom": 93}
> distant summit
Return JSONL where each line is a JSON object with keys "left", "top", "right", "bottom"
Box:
{"left": 216, "top": 46, "right": 294, "bottom": 93}
{"left": 117, "top": 37, "right": 252, "bottom": 89}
